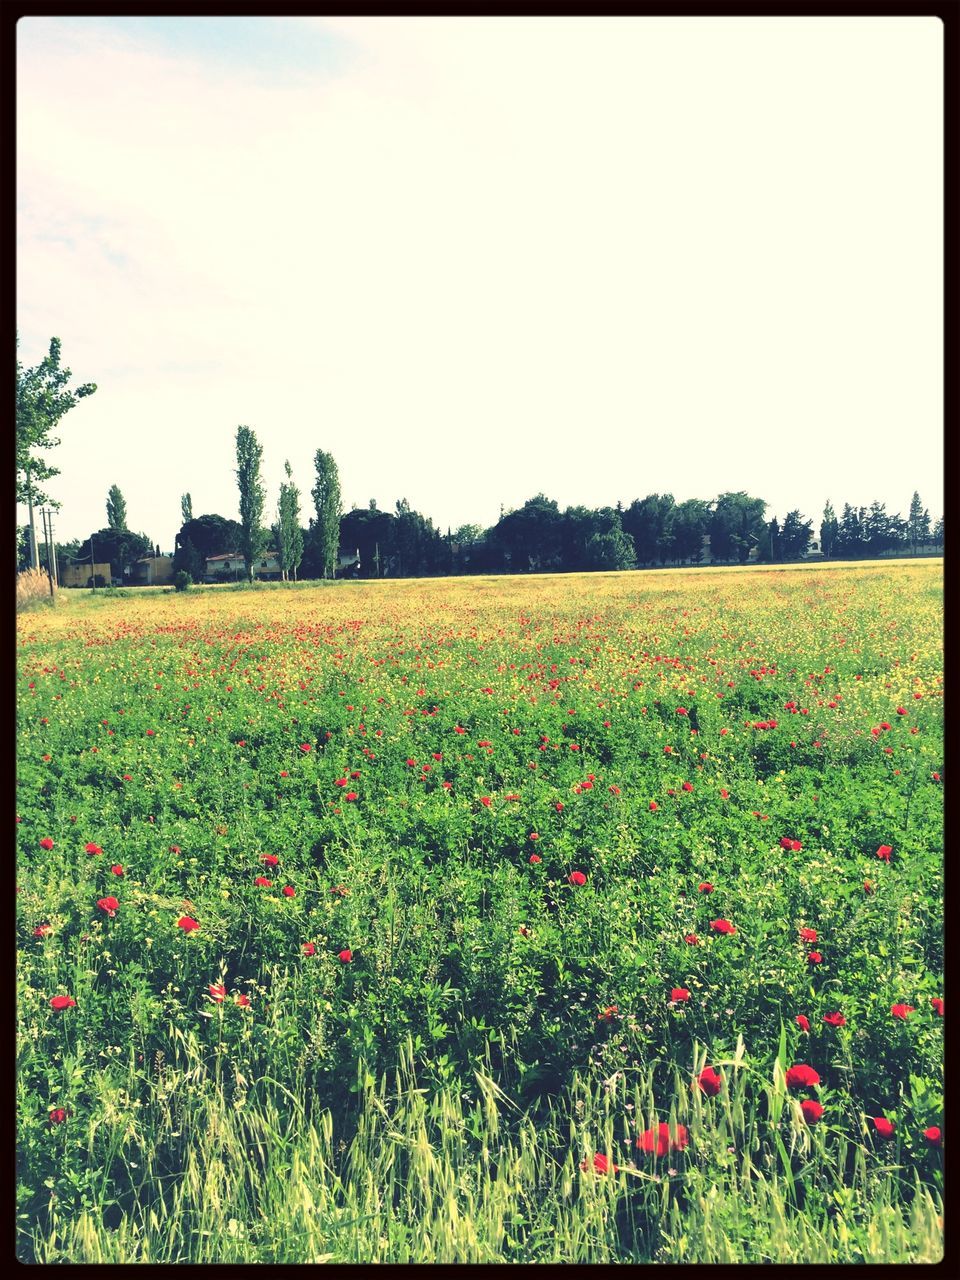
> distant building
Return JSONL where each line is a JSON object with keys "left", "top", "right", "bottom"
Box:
{"left": 205, "top": 550, "right": 283, "bottom": 581}
{"left": 130, "top": 555, "right": 175, "bottom": 585}
{"left": 802, "top": 539, "right": 824, "bottom": 559}
{"left": 61, "top": 561, "right": 112, "bottom": 588}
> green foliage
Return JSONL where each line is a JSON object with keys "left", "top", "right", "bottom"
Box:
{"left": 709, "top": 492, "right": 766, "bottom": 564}
{"left": 15, "top": 564, "right": 943, "bottom": 1262}
{"left": 276, "top": 461, "right": 303, "bottom": 582}
{"left": 180, "top": 493, "right": 193, "bottom": 525}
{"left": 75, "top": 528, "right": 152, "bottom": 580}
{"left": 235, "top": 426, "right": 267, "bottom": 583}
{"left": 310, "top": 450, "right": 342, "bottom": 580}
{"left": 173, "top": 570, "right": 191, "bottom": 592}
{"left": 16, "top": 336, "right": 97, "bottom": 509}
{"left": 105, "top": 485, "right": 128, "bottom": 532}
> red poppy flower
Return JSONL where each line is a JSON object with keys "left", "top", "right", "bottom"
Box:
{"left": 344, "top": 791, "right": 358, "bottom": 801}
{"left": 637, "top": 1122, "right": 688, "bottom": 1156}
{"left": 876, "top": 845, "right": 892, "bottom": 862}
{"left": 871, "top": 1116, "right": 895, "bottom": 1139}
{"left": 800, "top": 1099, "right": 824, "bottom": 1125}
{"left": 235, "top": 993, "right": 251, "bottom": 1007}
{"left": 34, "top": 923, "right": 52, "bottom": 938}
{"left": 39, "top": 838, "right": 54, "bottom": 850}
{"left": 597, "top": 1005, "right": 618, "bottom": 1021}
{"left": 85, "top": 842, "right": 102, "bottom": 855}
{"left": 302, "top": 942, "right": 316, "bottom": 955}
{"left": 282, "top": 885, "right": 295, "bottom": 897}
{"left": 863, "top": 880, "right": 873, "bottom": 894}
{"left": 50, "top": 995, "right": 76, "bottom": 1010}
{"left": 568, "top": 871, "right": 587, "bottom": 886}
{"left": 529, "top": 853, "right": 542, "bottom": 864}
{"left": 719, "top": 788, "right": 729, "bottom": 799}
{"left": 48, "top": 1108, "right": 68, "bottom": 1125}
{"left": 823, "top": 1012, "right": 846, "bottom": 1027}
{"left": 338, "top": 949, "right": 352, "bottom": 963}
{"left": 800, "top": 928, "right": 817, "bottom": 943}
{"left": 255, "top": 876, "right": 272, "bottom": 887}
{"left": 891, "top": 1003, "right": 915, "bottom": 1020}
{"left": 209, "top": 983, "right": 227, "bottom": 1002}
{"left": 785, "top": 1064, "right": 820, "bottom": 1089}
{"left": 649, "top": 800, "right": 659, "bottom": 811}
{"left": 922, "top": 1126, "right": 941, "bottom": 1147}
{"left": 682, "top": 782, "right": 694, "bottom": 792}
{"left": 261, "top": 854, "right": 279, "bottom": 866}
{"left": 807, "top": 952, "right": 822, "bottom": 965}
{"left": 177, "top": 916, "right": 199, "bottom": 932}
{"left": 780, "top": 837, "right": 794, "bottom": 850}
{"left": 698, "top": 882, "right": 714, "bottom": 894}
{"left": 480, "top": 796, "right": 492, "bottom": 807}
{"left": 684, "top": 933, "right": 700, "bottom": 945}
{"left": 581, "top": 1151, "right": 618, "bottom": 1174}
{"left": 676, "top": 707, "right": 688, "bottom": 716}
{"left": 96, "top": 896, "right": 119, "bottom": 917}
{"left": 931, "top": 997, "right": 944, "bottom": 1017}
{"left": 710, "top": 919, "right": 736, "bottom": 935}
{"left": 698, "top": 1066, "right": 722, "bottom": 1097}
{"left": 795, "top": 1014, "right": 810, "bottom": 1032}
{"left": 110, "top": 865, "right": 123, "bottom": 876}
{"left": 671, "top": 988, "right": 690, "bottom": 1002}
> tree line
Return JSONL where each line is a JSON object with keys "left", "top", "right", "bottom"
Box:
{"left": 17, "top": 336, "right": 944, "bottom": 584}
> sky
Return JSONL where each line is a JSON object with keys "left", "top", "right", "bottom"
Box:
{"left": 17, "top": 16, "right": 943, "bottom": 552}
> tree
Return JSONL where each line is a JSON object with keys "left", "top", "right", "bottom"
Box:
{"left": 666, "top": 499, "right": 712, "bottom": 564}
{"left": 932, "top": 516, "right": 944, "bottom": 548}
{"left": 622, "top": 494, "right": 675, "bottom": 565}
{"left": 492, "top": 494, "right": 563, "bottom": 573}
{"left": 276, "top": 461, "right": 304, "bottom": 581}
{"left": 864, "top": 501, "right": 903, "bottom": 557}
{"left": 310, "top": 450, "right": 343, "bottom": 579}
{"left": 709, "top": 492, "right": 766, "bottom": 563}
{"left": 820, "top": 501, "right": 838, "bottom": 559}
{"left": 16, "top": 336, "right": 97, "bottom": 568}
{"left": 106, "top": 484, "right": 128, "bottom": 531}
{"left": 779, "top": 510, "right": 813, "bottom": 560}
{"left": 907, "top": 492, "right": 931, "bottom": 555}
{"left": 760, "top": 516, "right": 780, "bottom": 563}
{"left": 835, "top": 504, "right": 867, "bottom": 558}
{"left": 181, "top": 493, "right": 193, "bottom": 524}
{"left": 76, "top": 528, "right": 152, "bottom": 580}
{"left": 235, "top": 425, "right": 267, "bottom": 582}
{"left": 173, "top": 514, "right": 243, "bottom": 582}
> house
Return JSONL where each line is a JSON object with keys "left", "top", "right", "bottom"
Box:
{"left": 205, "top": 550, "right": 283, "bottom": 582}
{"left": 61, "top": 561, "right": 112, "bottom": 588}
{"left": 130, "top": 555, "right": 175, "bottom": 585}
{"left": 802, "top": 538, "right": 824, "bottom": 559}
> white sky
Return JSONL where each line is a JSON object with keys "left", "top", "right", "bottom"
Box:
{"left": 17, "top": 16, "right": 943, "bottom": 551}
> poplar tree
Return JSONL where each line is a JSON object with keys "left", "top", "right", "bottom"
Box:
{"left": 235, "top": 425, "right": 267, "bottom": 582}
{"left": 311, "top": 450, "right": 342, "bottom": 579}
{"left": 277, "top": 461, "right": 304, "bottom": 581}
{"left": 106, "top": 484, "right": 128, "bottom": 531}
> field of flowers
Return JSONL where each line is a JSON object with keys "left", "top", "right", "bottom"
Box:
{"left": 17, "top": 562, "right": 943, "bottom": 1263}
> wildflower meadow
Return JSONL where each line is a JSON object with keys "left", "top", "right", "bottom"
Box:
{"left": 16, "top": 560, "right": 943, "bottom": 1263}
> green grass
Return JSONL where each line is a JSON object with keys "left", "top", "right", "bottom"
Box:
{"left": 17, "top": 563, "right": 943, "bottom": 1262}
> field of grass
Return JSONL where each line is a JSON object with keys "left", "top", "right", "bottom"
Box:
{"left": 17, "top": 562, "right": 943, "bottom": 1263}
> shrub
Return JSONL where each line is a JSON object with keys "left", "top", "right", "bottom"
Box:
{"left": 174, "top": 570, "right": 192, "bottom": 593}
{"left": 87, "top": 574, "right": 107, "bottom": 589}
{"left": 16, "top": 569, "right": 53, "bottom": 611}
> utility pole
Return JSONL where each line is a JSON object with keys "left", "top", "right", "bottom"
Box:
{"left": 26, "top": 462, "right": 40, "bottom": 571}
{"left": 90, "top": 533, "right": 97, "bottom": 590}
{"left": 41, "top": 508, "right": 55, "bottom": 597}
{"left": 48, "top": 508, "right": 59, "bottom": 587}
